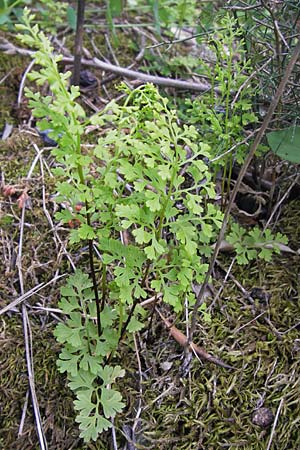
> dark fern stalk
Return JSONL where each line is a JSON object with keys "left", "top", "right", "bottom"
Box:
{"left": 72, "top": 0, "right": 102, "bottom": 336}
{"left": 88, "top": 239, "right": 102, "bottom": 336}
{"left": 77, "top": 165, "right": 102, "bottom": 338}
{"left": 106, "top": 261, "right": 150, "bottom": 364}
{"left": 72, "top": 0, "right": 86, "bottom": 85}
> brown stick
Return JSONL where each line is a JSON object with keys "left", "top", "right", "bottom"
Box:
{"left": 0, "top": 38, "right": 217, "bottom": 93}
{"left": 188, "top": 40, "right": 300, "bottom": 343}
{"left": 91, "top": 57, "right": 217, "bottom": 93}
{"left": 156, "top": 308, "right": 234, "bottom": 370}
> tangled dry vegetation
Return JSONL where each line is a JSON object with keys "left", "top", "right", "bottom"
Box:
{"left": 1, "top": 2, "right": 300, "bottom": 449}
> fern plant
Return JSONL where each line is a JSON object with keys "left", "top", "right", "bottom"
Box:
{"left": 16, "top": 10, "right": 127, "bottom": 441}
{"left": 227, "top": 223, "right": 288, "bottom": 265}
{"left": 54, "top": 271, "right": 125, "bottom": 440}
{"left": 17, "top": 8, "right": 288, "bottom": 443}
{"left": 184, "top": 15, "right": 259, "bottom": 200}
{"left": 17, "top": 10, "right": 223, "bottom": 441}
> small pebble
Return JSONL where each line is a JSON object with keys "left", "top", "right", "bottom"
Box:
{"left": 79, "top": 70, "right": 98, "bottom": 88}
{"left": 38, "top": 129, "right": 58, "bottom": 147}
{"left": 252, "top": 407, "right": 274, "bottom": 428}
{"left": 250, "top": 287, "right": 271, "bottom": 304}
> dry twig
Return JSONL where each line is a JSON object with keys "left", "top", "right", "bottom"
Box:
{"left": 0, "top": 37, "right": 217, "bottom": 93}
{"left": 16, "top": 155, "right": 48, "bottom": 449}
{"left": 266, "top": 397, "right": 284, "bottom": 450}
{"left": 156, "top": 308, "right": 234, "bottom": 370}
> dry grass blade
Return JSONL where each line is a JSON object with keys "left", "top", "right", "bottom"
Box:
{"left": 0, "top": 274, "right": 65, "bottom": 316}
{"left": 266, "top": 397, "right": 284, "bottom": 450}
{"left": 15, "top": 152, "right": 49, "bottom": 449}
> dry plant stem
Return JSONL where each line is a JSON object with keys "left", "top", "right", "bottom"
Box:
{"left": 231, "top": 58, "right": 272, "bottom": 108}
{"left": 0, "top": 38, "right": 216, "bottom": 93}
{"left": 188, "top": 40, "right": 300, "bottom": 344}
{"left": 0, "top": 67, "right": 14, "bottom": 84}
{"left": 91, "top": 57, "right": 215, "bottom": 93}
{"left": 233, "top": 311, "right": 266, "bottom": 334}
{"left": 72, "top": 0, "right": 86, "bottom": 85}
{"left": 211, "top": 129, "right": 257, "bottom": 163}
{"left": 0, "top": 274, "right": 66, "bottom": 316}
{"left": 120, "top": 335, "right": 142, "bottom": 450}
{"left": 266, "top": 397, "right": 284, "bottom": 450}
{"left": 156, "top": 309, "right": 234, "bottom": 370}
{"left": 16, "top": 157, "right": 48, "bottom": 448}
{"left": 132, "top": 333, "right": 142, "bottom": 434}
{"left": 105, "top": 33, "right": 119, "bottom": 66}
{"left": 22, "top": 304, "right": 48, "bottom": 450}
{"left": 147, "top": 31, "right": 214, "bottom": 50}
{"left": 111, "top": 418, "right": 118, "bottom": 450}
{"left": 224, "top": 3, "right": 262, "bottom": 11}
{"left": 17, "top": 59, "right": 34, "bottom": 107}
{"left": 18, "top": 389, "right": 29, "bottom": 436}
{"left": 209, "top": 257, "right": 235, "bottom": 312}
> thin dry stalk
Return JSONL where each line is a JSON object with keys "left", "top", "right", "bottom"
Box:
{"left": 132, "top": 333, "right": 143, "bottom": 433}
{"left": 111, "top": 417, "right": 118, "bottom": 450}
{"left": 263, "top": 173, "right": 300, "bottom": 231}
{"left": 266, "top": 397, "right": 284, "bottom": 450}
{"left": 15, "top": 153, "right": 50, "bottom": 449}
{"left": 209, "top": 257, "right": 236, "bottom": 312}
{"left": 18, "top": 389, "right": 29, "bottom": 436}
{"left": 17, "top": 59, "right": 35, "bottom": 107}
{"left": 0, "top": 274, "right": 65, "bottom": 316}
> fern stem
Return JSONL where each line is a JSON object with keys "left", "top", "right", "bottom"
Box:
{"left": 99, "top": 263, "right": 107, "bottom": 314}
{"left": 76, "top": 146, "right": 102, "bottom": 336}
{"left": 72, "top": 0, "right": 86, "bottom": 85}
{"left": 88, "top": 238, "right": 102, "bottom": 337}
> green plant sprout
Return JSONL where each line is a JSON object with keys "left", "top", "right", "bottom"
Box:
{"left": 0, "top": 0, "right": 67, "bottom": 29}
{"left": 227, "top": 223, "right": 288, "bottom": 265}
{"left": 0, "top": 0, "right": 29, "bottom": 26}
{"left": 17, "top": 8, "right": 288, "bottom": 442}
{"left": 184, "top": 15, "right": 259, "bottom": 201}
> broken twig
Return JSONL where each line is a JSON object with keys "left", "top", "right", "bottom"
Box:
{"left": 156, "top": 308, "right": 234, "bottom": 370}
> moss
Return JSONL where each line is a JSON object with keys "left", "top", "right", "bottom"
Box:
{"left": 1, "top": 8, "right": 300, "bottom": 448}
{"left": 0, "top": 316, "right": 78, "bottom": 450}
{"left": 0, "top": 46, "right": 30, "bottom": 129}
{"left": 2, "top": 147, "right": 300, "bottom": 448}
{"left": 0, "top": 131, "right": 36, "bottom": 180}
